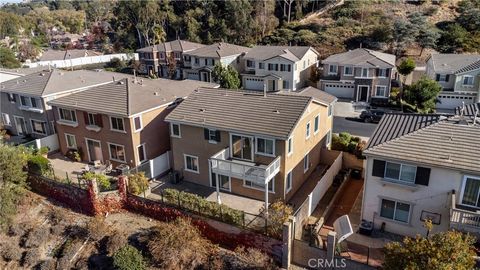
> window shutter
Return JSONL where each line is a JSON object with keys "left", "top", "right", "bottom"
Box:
{"left": 415, "top": 167, "right": 430, "bottom": 186}
{"left": 95, "top": 114, "right": 103, "bottom": 127}
{"left": 372, "top": 159, "right": 386, "bottom": 177}
{"left": 386, "top": 68, "right": 390, "bottom": 77}
{"left": 215, "top": 130, "right": 221, "bottom": 142}
{"left": 436, "top": 74, "right": 440, "bottom": 81}
{"left": 445, "top": 74, "right": 450, "bottom": 82}
{"left": 83, "top": 112, "right": 88, "bottom": 124}
{"left": 204, "top": 128, "right": 209, "bottom": 140}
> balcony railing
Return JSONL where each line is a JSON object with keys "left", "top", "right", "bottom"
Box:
{"left": 209, "top": 147, "right": 281, "bottom": 186}
{"left": 450, "top": 190, "right": 480, "bottom": 233}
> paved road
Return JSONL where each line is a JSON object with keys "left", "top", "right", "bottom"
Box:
{"left": 333, "top": 116, "right": 377, "bottom": 138}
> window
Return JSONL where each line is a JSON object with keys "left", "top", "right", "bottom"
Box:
{"left": 287, "top": 137, "right": 293, "bottom": 156}
{"left": 184, "top": 154, "right": 199, "bottom": 173}
{"left": 184, "top": 55, "right": 191, "bottom": 62}
{"left": 461, "top": 176, "right": 480, "bottom": 207}
{"left": 380, "top": 198, "right": 411, "bottom": 223}
{"left": 344, "top": 66, "right": 353, "bottom": 76}
{"left": 170, "top": 123, "right": 181, "bottom": 138}
{"left": 65, "top": 134, "right": 76, "bottom": 149}
{"left": 246, "top": 60, "right": 255, "bottom": 68}
{"left": 437, "top": 74, "right": 448, "bottom": 82}
{"left": 31, "top": 120, "right": 47, "bottom": 135}
{"left": 109, "top": 143, "right": 126, "bottom": 162}
{"left": 30, "top": 97, "right": 39, "bottom": 108}
{"left": 328, "top": 64, "right": 337, "bottom": 74}
{"left": 326, "top": 130, "right": 332, "bottom": 147}
{"left": 306, "top": 122, "right": 311, "bottom": 139}
{"left": 268, "top": 63, "right": 278, "bottom": 71}
{"left": 133, "top": 116, "right": 142, "bottom": 132}
{"left": 256, "top": 137, "right": 275, "bottom": 156}
{"left": 86, "top": 113, "right": 96, "bottom": 126}
{"left": 280, "top": 64, "right": 291, "bottom": 72}
{"left": 375, "top": 86, "right": 387, "bottom": 97}
{"left": 1, "top": 113, "right": 11, "bottom": 126}
{"left": 314, "top": 115, "right": 319, "bottom": 134}
{"left": 303, "top": 153, "right": 310, "bottom": 173}
{"left": 378, "top": 68, "right": 387, "bottom": 77}
{"left": 204, "top": 128, "right": 220, "bottom": 143}
{"left": 244, "top": 179, "right": 274, "bottom": 192}
{"left": 361, "top": 68, "right": 369, "bottom": 77}
{"left": 174, "top": 52, "right": 181, "bottom": 59}
{"left": 259, "top": 62, "right": 264, "bottom": 69}
{"left": 110, "top": 117, "right": 125, "bottom": 132}
{"left": 194, "top": 57, "right": 199, "bottom": 64}
{"left": 283, "top": 80, "right": 290, "bottom": 89}
{"left": 385, "top": 162, "right": 417, "bottom": 183}
{"left": 137, "top": 144, "right": 147, "bottom": 163}
{"left": 211, "top": 173, "right": 230, "bottom": 191}
{"left": 328, "top": 104, "right": 332, "bottom": 117}
{"left": 20, "top": 96, "right": 31, "bottom": 107}
{"left": 303, "top": 61, "right": 306, "bottom": 69}
{"left": 463, "top": 75, "right": 474, "bottom": 86}
{"left": 286, "top": 170, "right": 293, "bottom": 193}
{"left": 59, "top": 108, "right": 77, "bottom": 122}
{"left": 7, "top": 93, "right": 16, "bottom": 103}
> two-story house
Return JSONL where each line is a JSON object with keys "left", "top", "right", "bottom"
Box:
{"left": 241, "top": 46, "right": 319, "bottom": 91}
{"left": 319, "top": 48, "right": 396, "bottom": 105}
{"left": 136, "top": 40, "right": 205, "bottom": 78}
{"left": 165, "top": 87, "right": 336, "bottom": 209}
{"left": 361, "top": 113, "right": 480, "bottom": 237}
{"left": 426, "top": 54, "right": 480, "bottom": 111}
{"left": 0, "top": 69, "right": 129, "bottom": 139}
{"left": 47, "top": 78, "right": 217, "bottom": 168}
{"left": 182, "top": 42, "right": 250, "bottom": 82}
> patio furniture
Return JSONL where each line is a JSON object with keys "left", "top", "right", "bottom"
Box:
{"left": 93, "top": 160, "right": 102, "bottom": 168}
{"left": 105, "top": 164, "right": 113, "bottom": 174}
{"left": 84, "top": 164, "right": 91, "bottom": 172}
{"left": 359, "top": 219, "right": 373, "bottom": 236}
{"left": 116, "top": 164, "right": 130, "bottom": 175}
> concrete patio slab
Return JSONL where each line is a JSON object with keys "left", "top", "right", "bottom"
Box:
{"left": 48, "top": 152, "right": 87, "bottom": 180}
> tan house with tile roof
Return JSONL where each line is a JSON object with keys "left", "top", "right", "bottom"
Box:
{"left": 48, "top": 78, "right": 217, "bottom": 168}
{"left": 362, "top": 113, "right": 480, "bottom": 237}
{"left": 165, "top": 87, "right": 336, "bottom": 209}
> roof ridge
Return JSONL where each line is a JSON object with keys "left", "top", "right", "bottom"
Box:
{"left": 126, "top": 78, "right": 131, "bottom": 116}
{"left": 40, "top": 70, "right": 55, "bottom": 96}
{"left": 455, "top": 58, "right": 480, "bottom": 74}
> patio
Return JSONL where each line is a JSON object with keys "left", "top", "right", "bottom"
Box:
{"left": 47, "top": 152, "right": 115, "bottom": 182}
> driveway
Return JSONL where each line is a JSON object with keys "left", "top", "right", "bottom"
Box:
{"left": 333, "top": 116, "right": 377, "bottom": 139}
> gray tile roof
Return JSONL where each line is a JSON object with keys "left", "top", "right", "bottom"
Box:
{"left": 455, "top": 103, "right": 480, "bottom": 116}
{"left": 165, "top": 88, "right": 312, "bottom": 139}
{"left": 429, "top": 54, "right": 480, "bottom": 74}
{"left": 0, "top": 69, "right": 130, "bottom": 97}
{"left": 39, "top": 49, "right": 101, "bottom": 61}
{"left": 281, "top": 86, "right": 337, "bottom": 105}
{"left": 322, "top": 48, "right": 396, "bottom": 67}
{"left": 136, "top": 40, "right": 205, "bottom": 53}
{"left": 245, "top": 46, "right": 317, "bottom": 62}
{"left": 366, "top": 113, "right": 445, "bottom": 148}
{"left": 364, "top": 115, "right": 480, "bottom": 174}
{"left": 48, "top": 78, "right": 217, "bottom": 116}
{"left": 183, "top": 42, "right": 250, "bottom": 58}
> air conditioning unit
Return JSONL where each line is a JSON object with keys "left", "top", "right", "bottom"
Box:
{"left": 169, "top": 170, "right": 182, "bottom": 184}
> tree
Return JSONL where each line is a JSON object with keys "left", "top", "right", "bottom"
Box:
{"left": 0, "top": 47, "right": 21, "bottom": 68}
{"left": 127, "top": 172, "right": 149, "bottom": 195}
{"left": 253, "top": 0, "right": 278, "bottom": 40}
{"left": 397, "top": 58, "right": 416, "bottom": 85}
{"left": 0, "top": 143, "right": 29, "bottom": 231}
{"left": 437, "top": 23, "right": 469, "bottom": 53}
{"left": 392, "top": 20, "right": 416, "bottom": 56}
{"left": 261, "top": 200, "right": 292, "bottom": 238}
{"left": 167, "top": 52, "right": 177, "bottom": 79}
{"left": 384, "top": 230, "right": 476, "bottom": 270}
{"left": 404, "top": 76, "right": 442, "bottom": 112}
{"left": 211, "top": 64, "right": 241, "bottom": 89}
{"left": 113, "top": 245, "right": 146, "bottom": 270}
{"left": 417, "top": 27, "right": 440, "bottom": 55}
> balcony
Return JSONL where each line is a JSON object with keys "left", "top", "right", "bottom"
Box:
{"left": 209, "top": 147, "right": 281, "bottom": 186}
{"left": 450, "top": 190, "right": 480, "bottom": 234}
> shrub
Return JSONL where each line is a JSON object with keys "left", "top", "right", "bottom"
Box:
{"left": 8, "top": 222, "right": 30, "bottom": 236}
{"left": 83, "top": 172, "right": 111, "bottom": 191}
{"left": 23, "top": 248, "right": 40, "bottom": 267}
{"left": 65, "top": 225, "right": 89, "bottom": 240}
{"left": 27, "top": 155, "right": 51, "bottom": 175}
{"left": 112, "top": 245, "right": 146, "bottom": 270}
{"left": 35, "top": 146, "right": 49, "bottom": 156}
{"left": 48, "top": 209, "right": 66, "bottom": 226}
{"left": 1, "top": 242, "right": 22, "bottom": 261}
{"left": 23, "top": 227, "right": 49, "bottom": 248}
{"left": 261, "top": 200, "right": 292, "bottom": 239}
{"left": 106, "top": 232, "right": 127, "bottom": 256}
{"left": 86, "top": 216, "right": 108, "bottom": 241}
{"left": 37, "top": 259, "right": 56, "bottom": 270}
{"left": 128, "top": 172, "right": 149, "bottom": 195}
{"left": 232, "top": 246, "right": 276, "bottom": 270}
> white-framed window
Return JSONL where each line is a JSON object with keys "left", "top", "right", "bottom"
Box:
{"left": 184, "top": 154, "right": 199, "bottom": 173}
{"left": 283, "top": 80, "right": 290, "bottom": 89}
{"left": 463, "top": 75, "right": 474, "bottom": 86}
{"left": 137, "top": 144, "right": 147, "bottom": 164}
{"left": 286, "top": 170, "right": 293, "bottom": 193}
{"left": 314, "top": 115, "right": 319, "bottom": 134}
{"left": 287, "top": 136, "right": 293, "bottom": 156}
{"left": 170, "top": 123, "right": 181, "bottom": 138}
{"left": 58, "top": 108, "right": 77, "bottom": 123}
{"left": 211, "top": 173, "right": 231, "bottom": 191}
{"left": 258, "top": 62, "right": 264, "bottom": 69}
{"left": 256, "top": 137, "right": 275, "bottom": 156}
{"left": 280, "top": 64, "right": 291, "bottom": 72}
{"left": 246, "top": 60, "right": 255, "bottom": 68}
{"left": 380, "top": 198, "right": 411, "bottom": 223}
{"left": 133, "top": 116, "right": 142, "bottom": 132}
{"left": 437, "top": 74, "right": 447, "bottom": 82}
{"left": 460, "top": 175, "right": 480, "bottom": 208}
{"left": 207, "top": 129, "right": 218, "bottom": 143}
{"left": 378, "top": 68, "right": 387, "bottom": 77}
{"left": 344, "top": 66, "right": 353, "bottom": 76}
{"left": 31, "top": 119, "right": 47, "bottom": 135}
{"left": 306, "top": 122, "right": 311, "bottom": 139}
{"left": 108, "top": 143, "right": 126, "bottom": 162}
{"left": 244, "top": 179, "right": 274, "bottom": 192}
{"left": 65, "top": 133, "right": 77, "bottom": 149}
{"left": 384, "top": 162, "right": 417, "bottom": 184}
{"left": 328, "top": 64, "right": 337, "bottom": 74}
{"left": 303, "top": 153, "right": 310, "bottom": 173}
{"left": 328, "top": 104, "right": 332, "bottom": 117}
{"left": 20, "top": 95, "right": 31, "bottom": 107}
{"left": 7, "top": 93, "right": 16, "bottom": 103}
{"left": 361, "top": 68, "right": 369, "bottom": 78}
{"left": 375, "top": 85, "right": 387, "bottom": 97}
{"left": 110, "top": 117, "right": 125, "bottom": 132}
{"left": 326, "top": 130, "right": 332, "bottom": 147}
{"left": 86, "top": 113, "right": 97, "bottom": 126}
{"left": 1, "top": 113, "right": 11, "bottom": 126}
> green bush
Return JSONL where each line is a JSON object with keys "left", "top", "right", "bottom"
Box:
{"left": 27, "top": 155, "right": 51, "bottom": 175}
{"left": 332, "top": 132, "right": 366, "bottom": 159}
{"left": 83, "top": 172, "right": 111, "bottom": 191}
{"left": 112, "top": 245, "right": 146, "bottom": 270}
{"left": 128, "top": 172, "right": 149, "bottom": 195}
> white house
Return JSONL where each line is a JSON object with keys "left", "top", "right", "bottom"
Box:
{"left": 361, "top": 113, "right": 480, "bottom": 237}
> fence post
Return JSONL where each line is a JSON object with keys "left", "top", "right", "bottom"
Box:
{"left": 265, "top": 216, "right": 268, "bottom": 235}
{"left": 242, "top": 211, "right": 245, "bottom": 228}
{"left": 149, "top": 159, "right": 154, "bottom": 179}
{"left": 161, "top": 190, "right": 164, "bottom": 204}
{"left": 177, "top": 192, "right": 181, "bottom": 208}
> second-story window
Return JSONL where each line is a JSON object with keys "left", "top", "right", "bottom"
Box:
{"left": 328, "top": 64, "right": 337, "bottom": 74}
{"left": 194, "top": 57, "right": 199, "bottom": 64}
{"left": 133, "top": 116, "right": 142, "bottom": 132}
{"left": 306, "top": 122, "right": 311, "bottom": 139}
{"left": 256, "top": 137, "right": 274, "bottom": 156}
{"left": 303, "top": 153, "right": 310, "bottom": 173}
{"left": 344, "top": 66, "right": 353, "bottom": 76}
{"left": 246, "top": 60, "right": 255, "bottom": 68}
{"left": 436, "top": 74, "right": 448, "bottom": 82}
{"left": 174, "top": 52, "right": 181, "bottom": 59}
{"left": 361, "top": 68, "right": 369, "bottom": 78}
{"left": 377, "top": 68, "right": 387, "bottom": 77}
{"left": 110, "top": 117, "right": 125, "bottom": 132}
{"left": 184, "top": 55, "right": 191, "bottom": 62}
{"left": 259, "top": 62, "right": 264, "bottom": 69}
{"left": 268, "top": 63, "right": 279, "bottom": 71}
{"left": 463, "top": 75, "right": 474, "bottom": 86}
{"left": 20, "top": 96, "right": 31, "bottom": 107}
{"left": 86, "top": 113, "right": 96, "bottom": 126}
{"left": 7, "top": 93, "right": 16, "bottom": 103}
{"left": 170, "top": 123, "right": 181, "bottom": 138}
{"left": 385, "top": 162, "right": 417, "bottom": 184}
{"left": 159, "top": 52, "right": 165, "bottom": 59}
{"left": 59, "top": 108, "right": 77, "bottom": 122}
{"left": 287, "top": 136, "right": 293, "bottom": 156}
{"left": 280, "top": 64, "right": 291, "bottom": 72}
{"left": 204, "top": 128, "right": 220, "bottom": 143}
{"left": 314, "top": 115, "right": 319, "bottom": 134}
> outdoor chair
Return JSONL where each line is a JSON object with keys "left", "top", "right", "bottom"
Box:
{"left": 93, "top": 160, "right": 102, "bottom": 168}
{"left": 105, "top": 164, "right": 113, "bottom": 174}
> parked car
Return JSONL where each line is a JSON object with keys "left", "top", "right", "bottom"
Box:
{"left": 359, "top": 109, "right": 386, "bottom": 123}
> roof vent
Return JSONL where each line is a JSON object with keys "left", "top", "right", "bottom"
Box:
{"left": 23, "top": 79, "right": 26, "bottom": 83}
{"left": 154, "top": 92, "right": 159, "bottom": 96}
{"left": 273, "top": 109, "right": 280, "bottom": 114}
{"left": 40, "top": 73, "right": 45, "bottom": 76}
{"left": 199, "top": 108, "right": 206, "bottom": 113}
{"left": 117, "top": 81, "right": 124, "bottom": 85}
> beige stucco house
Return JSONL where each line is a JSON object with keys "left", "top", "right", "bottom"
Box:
{"left": 165, "top": 87, "right": 336, "bottom": 209}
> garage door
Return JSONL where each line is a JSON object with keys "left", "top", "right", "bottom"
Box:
{"left": 244, "top": 78, "right": 264, "bottom": 90}
{"left": 436, "top": 95, "right": 475, "bottom": 110}
{"left": 185, "top": 71, "right": 199, "bottom": 80}
{"left": 324, "top": 84, "right": 355, "bottom": 99}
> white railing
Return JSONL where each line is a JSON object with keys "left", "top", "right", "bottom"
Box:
{"left": 209, "top": 147, "right": 281, "bottom": 185}
{"left": 450, "top": 191, "right": 480, "bottom": 232}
